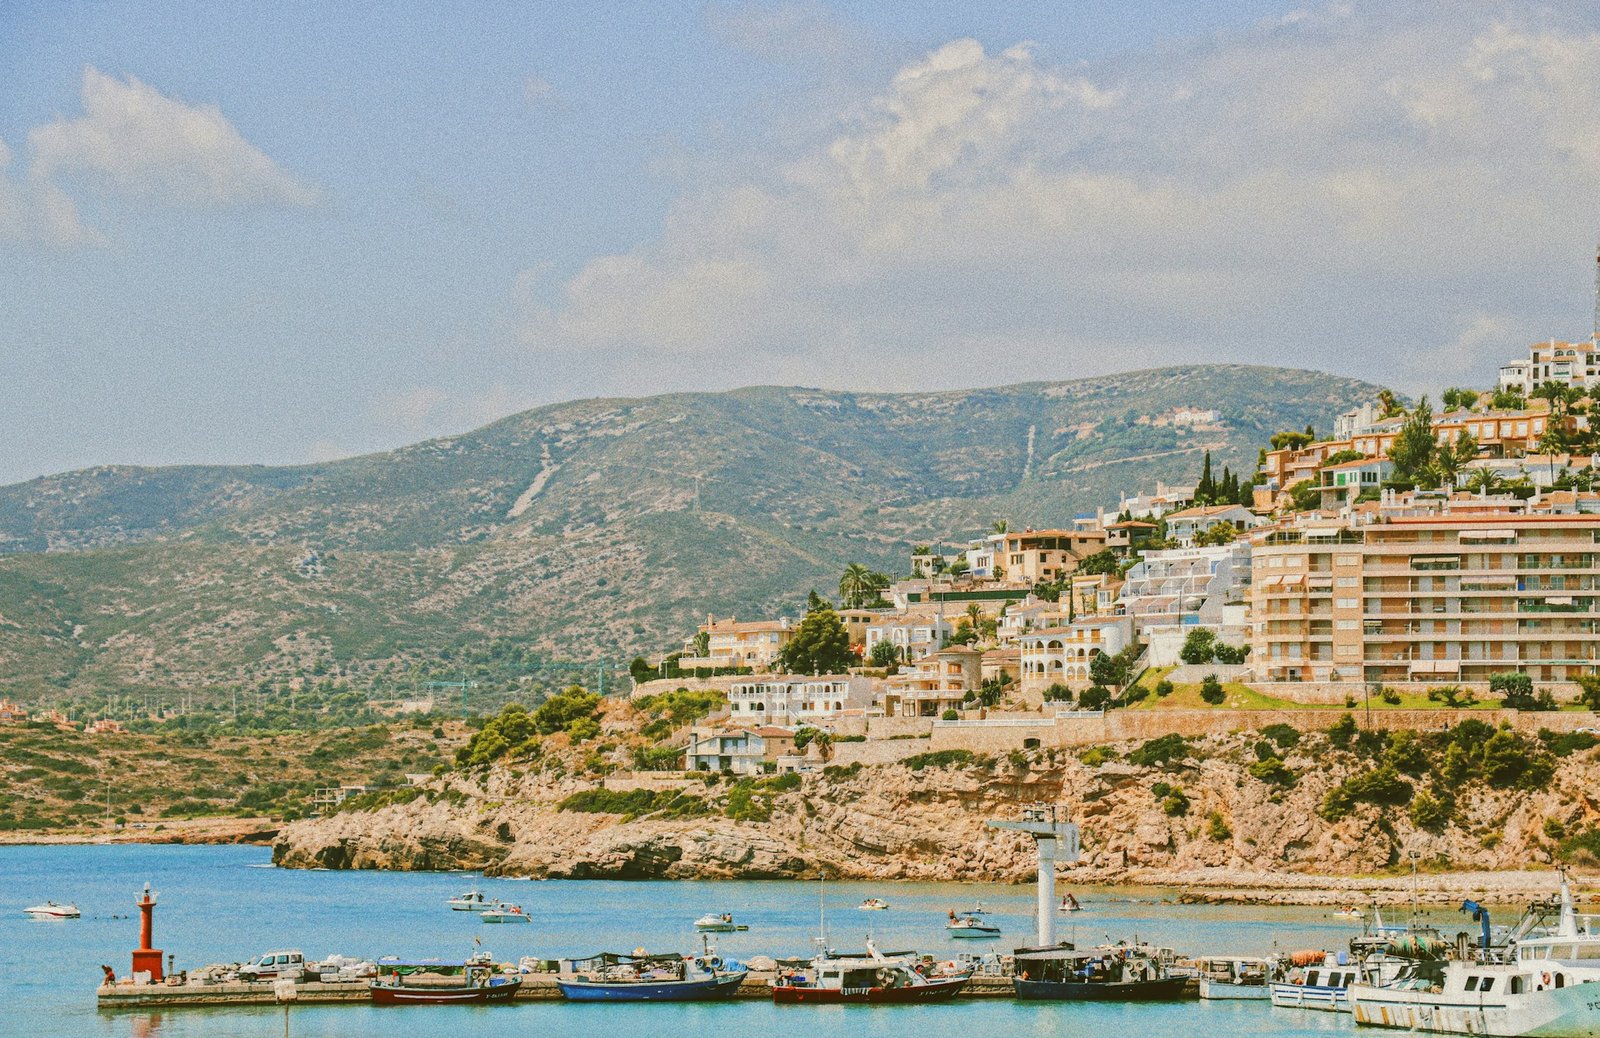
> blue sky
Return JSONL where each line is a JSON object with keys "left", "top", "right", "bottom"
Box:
{"left": 2, "top": 1, "right": 1598, "bottom": 483}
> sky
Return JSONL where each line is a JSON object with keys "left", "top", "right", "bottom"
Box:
{"left": 2, "top": 1, "right": 1599, "bottom": 484}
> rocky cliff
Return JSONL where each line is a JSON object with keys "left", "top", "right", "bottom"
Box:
{"left": 273, "top": 726, "right": 1600, "bottom": 901}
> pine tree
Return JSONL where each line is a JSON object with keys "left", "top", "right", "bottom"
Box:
{"left": 1197, "top": 452, "right": 1215, "bottom": 504}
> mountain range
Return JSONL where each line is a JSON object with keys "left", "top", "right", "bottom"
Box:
{"left": 0, "top": 365, "right": 1379, "bottom": 700}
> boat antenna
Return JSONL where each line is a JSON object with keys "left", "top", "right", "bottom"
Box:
{"left": 818, "top": 869, "right": 828, "bottom": 949}
{"left": 1409, "top": 849, "right": 1421, "bottom": 927}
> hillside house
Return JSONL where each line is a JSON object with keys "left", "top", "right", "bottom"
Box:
{"left": 881, "top": 647, "right": 983, "bottom": 717}
{"left": 864, "top": 613, "right": 953, "bottom": 661}
{"left": 0, "top": 699, "right": 27, "bottom": 724}
{"left": 684, "top": 725, "right": 797, "bottom": 775}
{"left": 1118, "top": 542, "right": 1252, "bottom": 634}
{"left": 687, "top": 616, "right": 794, "bottom": 672}
{"left": 1164, "top": 504, "right": 1260, "bottom": 546}
{"left": 998, "top": 528, "right": 1108, "bottom": 583}
{"left": 1497, "top": 338, "right": 1600, "bottom": 393}
{"left": 1105, "top": 520, "right": 1158, "bottom": 553}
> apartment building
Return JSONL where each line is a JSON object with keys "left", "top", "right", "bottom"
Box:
{"left": 1251, "top": 514, "right": 1600, "bottom": 683}
{"left": 690, "top": 616, "right": 794, "bottom": 671}
{"left": 1118, "top": 542, "right": 1252, "bottom": 633}
{"left": 999, "top": 528, "right": 1108, "bottom": 583}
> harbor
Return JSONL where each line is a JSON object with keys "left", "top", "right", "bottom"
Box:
{"left": 9, "top": 842, "right": 1597, "bottom": 1038}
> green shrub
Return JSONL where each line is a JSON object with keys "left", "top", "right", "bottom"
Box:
{"left": 1326, "top": 714, "right": 1358, "bottom": 749}
{"left": 1128, "top": 733, "right": 1193, "bottom": 768}
{"left": 1557, "top": 829, "right": 1600, "bottom": 865}
{"left": 822, "top": 762, "right": 863, "bottom": 779}
{"left": 903, "top": 749, "right": 976, "bottom": 771}
{"left": 941, "top": 709, "right": 959, "bottom": 721}
{"left": 1079, "top": 685, "right": 1111, "bottom": 710}
{"left": 1161, "top": 789, "right": 1190, "bottom": 816}
{"left": 1150, "top": 781, "right": 1172, "bottom": 797}
{"left": 1199, "top": 675, "right": 1225, "bottom": 704}
{"left": 1155, "top": 680, "right": 1174, "bottom": 698}
{"left": 724, "top": 782, "right": 771, "bottom": 822}
{"left": 1384, "top": 731, "right": 1429, "bottom": 776}
{"left": 1206, "top": 810, "right": 1231, "bottom": 841}
{"left": 1408, "top": 790, "right": 1451, "bottom": 832}
{"left": 1043, "top": 683, "right": 1074, "bottom": 703}
{"left": 1260, "top": 723, "right": 1301, "bottom": 749}
{"left": 1080, "top": 746, "right": 1119, "bottom": 767}
{"left": 1247, "top": 756, "right": 1295, "bottom": 786}
{"left": 1320, "top": 765, "right": 1413, "bottom": 821}
{"left": 1541, "top": 729, "right": 1600, "bottom": 757}
{"left": 1544, "top": 818, "right": 1568, "bottom": 841}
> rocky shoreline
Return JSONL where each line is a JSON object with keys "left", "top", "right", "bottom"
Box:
{"left": 268, "top": 729, "right": 1600, "bottom": 906}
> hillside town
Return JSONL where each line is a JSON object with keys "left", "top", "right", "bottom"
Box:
{"left": 638, "top": 335, "right": 1600, "bottom": 776}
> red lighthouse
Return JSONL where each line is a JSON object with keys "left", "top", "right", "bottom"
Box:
{"left": 131, "top": 882, "right": 164, "bottom": 982}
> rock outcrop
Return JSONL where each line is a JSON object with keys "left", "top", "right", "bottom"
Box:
{"left": 273, "top": 732, "right": 1600, "bottom": 902}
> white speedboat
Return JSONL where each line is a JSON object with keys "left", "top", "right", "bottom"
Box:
{"left": 694, "top": 913, "right": 747, "bottom": 932}
{"left": 23, "top": 901, "right": 80, "bottom": 920}
{"left": 946, "top": 912, "right": 1001, "bottom": 939}
{"left": 1349, "top": 875, "right": 1600, "bottom": 1035}
{"left": 481, "top": 905, "right": 531, "bottom": 924}
{"left": 858, "top": 898, "right": 889, "bottom": 911}
{"left": 447, "top": 891, "right": 500, "bottom": 912}
{"left": 1196, "top": 956, "right": 1273, "bottom": 1000}
{"left": 1059, "top": 894, "right": 1085, "bottom": 913}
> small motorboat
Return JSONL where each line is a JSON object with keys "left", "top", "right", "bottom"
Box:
{"left": 370, "top": 969, "right": 521, "bottom": 1005}
{"left": 481, "top": 905, "right": 531, "bottom": 924}
{"left": 858, "top": 898, "right": 890, "bottom": 911}
{"left": 446, "top": 890, "right": 500, "bottom": 912}
{"left": 772, "top": 940, "right": 971, "bottom": 1003}
{"left": 1059, "top": 894, "right": 1085, "bottom": 913}
{"left": 1195, "top": 956, "right": 1274, "bottom": 1000}
{"left": 946, "top": 911, "right": 1001, "bottom": 939}
{"left": 1332, "top": 906, "right": 1364, "bottom": 919}
{"left": 694, "top": 913, "right": 747, "bottom": 932}
{"left": 558, "top": 948, "right": 748, "bottom": 1001}
{"left": 23, "top": 901, "right": 81, "bottom": 920}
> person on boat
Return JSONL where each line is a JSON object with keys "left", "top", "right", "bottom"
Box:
{"left": 1067, "top": 893, "right": 1081, "bottom": 910}
{"left": 948, "top": 909, "right": 957, "bottom": 921}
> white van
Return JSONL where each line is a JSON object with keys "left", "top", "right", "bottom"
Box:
{"left": 239, "top": 950, "right": 305, "bottom": 981}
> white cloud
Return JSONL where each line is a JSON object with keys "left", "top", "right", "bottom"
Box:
{"left": 28, "top": 67, "right": 319, "bottom": 208}
{"left": 518, "top": 4, "right": 1600, "bottom": 392}
{"left": 706, "top": 1, "right": 863, "bottom": 63}
{"left": 0, "top": 134, "right": 101, "bottom": 247}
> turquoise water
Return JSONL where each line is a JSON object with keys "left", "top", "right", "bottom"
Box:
{"left": 3, "top": 844, "right": 1451, "bottom": 1037}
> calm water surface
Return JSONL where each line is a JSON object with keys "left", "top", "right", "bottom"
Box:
{"left": 1, "top": 844, "right": 1465, "bottom": 1038}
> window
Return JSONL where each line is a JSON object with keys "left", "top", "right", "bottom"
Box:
{"left": 1465, "top": 976, "right": 1479, "bottom": 992}
{"left": 1337, "top": 576, "right": 1360, "bottom": 587}
{"left": 1336, "top": 619, "right": 1358, "bottom": 630}
{"left": 1479, "top": 977, "right": 1495, "bottom": 992}
{"left": 1336, "top": 598, "right": 1360, "bottom": 609}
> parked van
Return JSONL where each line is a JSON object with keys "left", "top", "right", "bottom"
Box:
{"left": 239, "top": 950, "right": 305, "bottom": 981}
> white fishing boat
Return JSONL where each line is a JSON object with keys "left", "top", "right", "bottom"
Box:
{"left": 23, "top": 901, "right": 80, "bottom": 920}
{"left": 1271, "top": 951, "right": 1404, "bottom": 1013}
{"left": 480, "top": 904, "right": 531, "bottom": 924}
{"left": 1349, "top": 874, "right": 1600, "bottom": 1036}
{"left": 446, "top": 891, "right": 499, "bottom": 912}
{"left": 694, "top": 913, "right": 747, "bottom": 932}
{"left": 946, "top": 911, "right": 1001, "bottom": 939}
{"left": 858, "top": 898, "right": 890, "bottom": 911}
{"left": 1196, "top": 956, "right": 1274, "bottom": 1000}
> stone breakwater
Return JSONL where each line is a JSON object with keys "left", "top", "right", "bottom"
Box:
{"left": 273, "top": 732, "right": 1600, "bottom": 904}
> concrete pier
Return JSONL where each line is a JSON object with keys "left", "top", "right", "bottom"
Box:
{"left": 98, "top": 971, "right": 1022, "bottom": 1009}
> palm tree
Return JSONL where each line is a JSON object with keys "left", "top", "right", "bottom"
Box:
{"left": 965, "top": 603, "right": 983, "bottom": 637}
{"left": 1465, "top": 468, "right": 1501, "bottom": 496}
{"left": 838, "top": 563, "right": 873, "bottom": 608}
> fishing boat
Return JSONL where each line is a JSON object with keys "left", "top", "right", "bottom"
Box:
{"left": 1348, "top": 875, "right": 1600, "bottom": 1036}
{"left": 772, "top": 940, "right": 971, "bottom": 1003}
{"left": 480, "top": 904, "right": 530, "bottom": 924}
{"left": 369, "top": 964, "right": 521, "bottom": 1005}
{"left": 694, "top": 912, "right": 747, "bottom": 932}
{"left": 858, "top": 898, "right": 890, "bottom": 911}
{"left": 1196, "top": 956, "right": 1274, "bottom": 1000}
{"left": 558, "top": 948, "right": 748, "bottom": 1001}
{"left": 23, "top": 901, "right": 80, "bottom": 920}
{"left": 1270, "top": 950, "right": 1401, "bottom": 1013}
{"left": 946, "top": 911, "right": 1001, "bottom": 939}
{"left": 446, "top": 891, "right": 499, "bottom": 912}
{"left": 1011, "top": 943, "right": 1190, "bottom": 1001}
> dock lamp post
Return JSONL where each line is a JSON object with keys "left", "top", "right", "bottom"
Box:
{"left": 989, "top": 804, "right": 1081, "bottom": 948}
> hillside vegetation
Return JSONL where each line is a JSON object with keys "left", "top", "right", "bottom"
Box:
{"left": 0, "top": 365, "right": 1376, "bottom": 702}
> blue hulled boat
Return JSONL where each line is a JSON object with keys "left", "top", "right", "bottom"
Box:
{"left": 557, "top": 950, "right": 748, "bottom": 1002}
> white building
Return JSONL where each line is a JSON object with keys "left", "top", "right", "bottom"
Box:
{"left": 726, "top": 675, "right": 874, "bottom": 726}
{"left": 1019, "top": 616, "right": 1135, "bottom": 690}
{"left": 1117, "top": 542, "right": 1253, "bottom": 634}
{"left": 1497, "top": 338, "right": 1600, "bottom": 393}
{"left": 684, "top": 726, "right": 797, "bottom": 776}
{"left": 865, "top": 613, "right": 954, "bottom": 661}
{"left": 1163, "top": 504, "right": 1261, "bottom": 547}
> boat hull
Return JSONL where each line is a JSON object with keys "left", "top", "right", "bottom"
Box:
{"left": 370, "top": 978, "right": 521, "bottom": 1005}
{"left": 1013, "top": 976, "right": 1191, "bottom": 1002}
{"left": 1199, "top": 978, "right": 1272, "bottom": 1000}
{"left": 558, "top": 972, "right": 747, "bottom": 1002}
{"left": 1270, "top": 981, "right": 1351, "bottom": 1013}
{"left": 772, "top": 976, "right": 970, "bottom": 1004}
{"left": 1349, "top": 982, "right": 1600, "bottom": 1036}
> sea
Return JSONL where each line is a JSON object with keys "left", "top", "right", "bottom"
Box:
{"left": 3, "top": 843, "right": 1462, "bottom": 1038}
